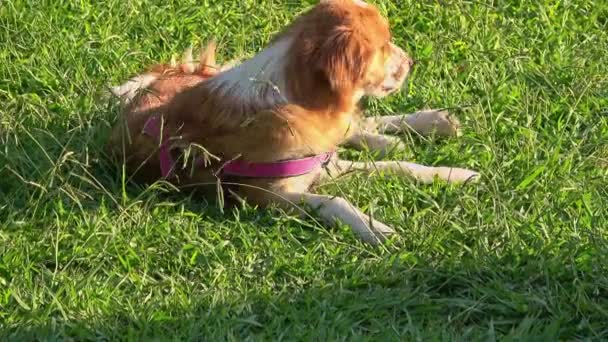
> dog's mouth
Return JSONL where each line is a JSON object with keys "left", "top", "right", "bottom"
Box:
{"left": 382, "top": 78, "right": 409, "bottom": 95}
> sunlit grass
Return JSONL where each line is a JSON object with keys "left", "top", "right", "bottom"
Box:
{"left": 1, "top": 0, "right": 607, "bottom": 339}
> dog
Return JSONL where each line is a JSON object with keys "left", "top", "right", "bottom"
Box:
{"left": 108, "top": 0, "right": 480, "bottom": 244}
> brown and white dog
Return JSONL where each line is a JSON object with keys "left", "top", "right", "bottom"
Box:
{"left": 108, "top": 0, "right": 479, "bottom": 244}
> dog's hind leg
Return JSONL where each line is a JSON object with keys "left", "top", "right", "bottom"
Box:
{"left": 277, "top": 191, "right": 396, "bottom": 245}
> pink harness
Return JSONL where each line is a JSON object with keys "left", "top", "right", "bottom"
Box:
{"left": 143, "top": 116, "right": 334, "bottom": 178}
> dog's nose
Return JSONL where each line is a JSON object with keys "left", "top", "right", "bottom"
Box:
{"left": 408, "top": 59, "right": 415, "bottom": 67}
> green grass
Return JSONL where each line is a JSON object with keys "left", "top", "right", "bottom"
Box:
{"left": 1, "top": 0, "right": 607, "bottom": 339}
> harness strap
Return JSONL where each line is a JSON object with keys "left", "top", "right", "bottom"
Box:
{"left": 142, "top": 116, "right": 335, "bottom": 179}
{"left": 221, "top": 152, "right": 334, "bottom": 178}
{"left": 143, "top": 115, "right": 174, "bottom": 178}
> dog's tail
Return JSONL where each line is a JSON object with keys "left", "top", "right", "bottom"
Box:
{"left": 153, "top": 40, "right": 218, "bottom": 76}
{"left": 109, "top": 40, "right": 222, "bottom": 102}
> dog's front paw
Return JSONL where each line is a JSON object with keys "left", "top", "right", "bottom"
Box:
{"left": 436, "top": 167, "right": 480, "bottom": 184}
{"left": 365, "top": 135, "right": 406, "bottom": 157}
{"left": 410, "top": 110, "right": 461, "bottom": 137}
{"left": 345, "top": 133, "right": 406, "bottom": 157}
{"left": 375, "top": 110, "right": 463, "bottom": 137}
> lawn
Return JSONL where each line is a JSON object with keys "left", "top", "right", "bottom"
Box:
{"left": 1, "top": 0, "right": 607, "bottom": 340}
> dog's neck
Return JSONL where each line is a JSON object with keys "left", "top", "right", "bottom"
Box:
{"left": 204, "top": 36, "right": 362, "bottom": 116}
{"left": 205, "top": 38, "right": 292, "bottom": 112}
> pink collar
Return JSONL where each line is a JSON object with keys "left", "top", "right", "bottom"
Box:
{"left": 143, "top": 116, "right": 334, "bottom": 179}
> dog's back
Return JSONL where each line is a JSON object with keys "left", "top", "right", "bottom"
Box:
{"left": 108, "top": 43, "right": 222, "bottom": 183}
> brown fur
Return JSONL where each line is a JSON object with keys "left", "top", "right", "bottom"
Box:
{"left": 107, "top": 0, "right": 480, "bottom": 244}
{"left": 109, "top": 1, "right": 395, "bottom": 190}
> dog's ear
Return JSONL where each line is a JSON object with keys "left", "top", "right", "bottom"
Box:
{"left": 312, "top": 26, "right": 369, "bottom": 92}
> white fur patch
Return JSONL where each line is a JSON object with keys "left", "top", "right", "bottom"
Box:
{"left": 110, "top": 73, "right": 158, "bottom": 102}
{"left": 205, "top": 38, "right": 292, "bottom": 109}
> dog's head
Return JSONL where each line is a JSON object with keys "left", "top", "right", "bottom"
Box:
{"left": 288, "top": 0, "right": 413, "bottom": 103}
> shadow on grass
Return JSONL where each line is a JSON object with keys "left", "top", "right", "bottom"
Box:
{"left": 1, "top": 263, "right": 578, "bottom": 340}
